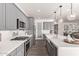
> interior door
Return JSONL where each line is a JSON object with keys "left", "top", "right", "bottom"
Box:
{"left": 37, "top": 22, "right": 43, "bottom": 39}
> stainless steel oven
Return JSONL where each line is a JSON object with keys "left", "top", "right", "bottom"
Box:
{"left": 24, "top": 39, "right": 30, "bottom": 56}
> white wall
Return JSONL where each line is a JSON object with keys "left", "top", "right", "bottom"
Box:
{"left": 35, "top": 19, "right": 54, "bottom": 39}
{"left": 58, "top": 23, "right": 64, "bottom": 35}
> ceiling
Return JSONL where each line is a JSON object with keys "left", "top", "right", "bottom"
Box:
{"left": 15, "top": 3, "right": 79, "bottom": 21}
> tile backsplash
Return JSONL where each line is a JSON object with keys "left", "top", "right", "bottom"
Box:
{"left": 0, "top": 31, "right": 12, "bottom": 42}
{"left": 0, "top": 30, "right": 27, "bottom": 42}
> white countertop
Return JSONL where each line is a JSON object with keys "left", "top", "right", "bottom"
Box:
{"left": 0, "top": 35, "right": 32, "bottom": 56}
{"left": 45, "top": 34, "right": 79, "bottom": 56}
{"left": 45, "top": 34, "right": 79, "bottom": 47}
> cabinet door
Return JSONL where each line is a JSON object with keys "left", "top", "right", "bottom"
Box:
{"left": 7, "top": 49, "right": 17, "bottom": 56}
{"left": 30, "top": 36, "right": 35, "bottom": 47}
{"left": 17, "top": 8, "right": 27, "bottom": 30}
{"left": 46, "top": 41, "right": 50, "bottom": 55}
{"left": 46, "top": 40, "right": 57, "bottom": 56}
{"left": 6, "top": 3, "right": 18, "bottom": 30}
{"left": 27, "top": 17, "right": 34, "bottom": 35}
{"left": 49, "top": 41, "right": 57, "bottom": 56}
{"left": 0, "top": 3, "right": 5, "bottom": 30}
{"left": 17, "top": 43, "right": 24, "bottom": 56}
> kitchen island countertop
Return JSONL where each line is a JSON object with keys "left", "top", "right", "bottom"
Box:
{"left": 45, "top": 34, "right": 79, "bottom": 56}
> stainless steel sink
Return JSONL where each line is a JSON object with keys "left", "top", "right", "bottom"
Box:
{"left": 11, "top": 36, "right": 29, "bottom": 40}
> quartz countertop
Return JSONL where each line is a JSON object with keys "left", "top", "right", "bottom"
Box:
{"left": 45, "top": 34, "right": 79, "bottom": 47}
{"left": 0, "top": 35, "right": 32, "bottom": 56}
{"left": 45, "top": 34, "right": 79, "bottom": 56}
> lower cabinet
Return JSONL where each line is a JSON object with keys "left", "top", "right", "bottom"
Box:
{"left": 16, "top": 43, "right": 24, "bottom": 56}
{"left": 8, "top": 49, "right": 17, "bottom": 56}
{"left": 7, "top": 43, "right": 24, "bottom": 56}
{"left": 30, "top": 35, "right": 35, "bottom": 47}
{"left": 46, "top": 40, "right": 57, "bottom": 56}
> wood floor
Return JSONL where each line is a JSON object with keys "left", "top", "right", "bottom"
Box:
{"left": 27, "top": 40, "right": 48, "bottom": 56}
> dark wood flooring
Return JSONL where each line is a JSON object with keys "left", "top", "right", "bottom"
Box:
{"left": 27, "top": 40, "right": 48, "bottom": 56}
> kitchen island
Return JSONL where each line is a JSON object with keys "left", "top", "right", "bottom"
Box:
{"left": 45, "top": 34, "right": 79, "bottom": 56}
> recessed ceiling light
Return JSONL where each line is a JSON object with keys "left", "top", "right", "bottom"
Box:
{"left": 37, "top": 10, "right": 40, "bottom": 12}
{"left": 54, "top": 21, "right": 57, "bottom": 24}
{"left": 58, "top": 18, "right": 63, "bottom": 23}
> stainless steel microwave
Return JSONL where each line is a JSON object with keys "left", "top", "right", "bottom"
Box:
{"left": 17, "top": 18, "right": 25, "bottom": 29}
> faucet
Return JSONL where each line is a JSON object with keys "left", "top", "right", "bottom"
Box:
{"left": 25, "top": 31, "right": 27, "bottom": 35}
{"left": 12, "top": 31, "right": 18, "bottom": 37}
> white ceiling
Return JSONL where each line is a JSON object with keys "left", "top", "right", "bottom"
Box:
{"left": 15, "top": 3, "right": 79, "bottom": 21}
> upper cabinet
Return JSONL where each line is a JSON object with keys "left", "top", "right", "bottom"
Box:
{"left": 0, "top": 3, "right": 32, "bottom": 30}
{"left": 0, "top": 4, "right": 6, "bottom": 30}
{"left": 27, "top": 17, "right": 34, "bottom": 30}
{"left": 16, "top": 6, "right": 28, "bottom": 30}
{"left": 6, "top": 3, "right": 19, "bottom": 30}
{"left": 0, "top": 3, "right": 28, "bottom": 30}
{"left": 26, "top": 17, "right": 35, "bottom": 35}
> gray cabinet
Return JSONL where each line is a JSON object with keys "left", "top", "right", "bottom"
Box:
{"left": 27, "top": 17, "right": 34, "bottom": 30}
{"left": 46, "top": 40, "right": 57, "bottom": 56}
{"left": 0, "top": 3, "right": 28, "bottom": 30}
{"left": 26, "top": 17, "right": 34, "bottom": 35}
{"left": 30, "top": 35, "right": 35, "bottom": 47}
{"left": 8, "top": 49, "right": 17, "bottom": 56}
{"left": 0, "top": 3, "right": 5, "bottom": 30}
{"left": 6, "top": 3, "right": 18, "bottom": 30}
{"left": 46, "top": 41, "right": 51, "bottom": 55}
{"left": 5, "top": 3, "right": 27, "bottom": 30}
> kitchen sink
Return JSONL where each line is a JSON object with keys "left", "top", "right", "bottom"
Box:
{"left": 11, "top": 36, "right": 29, "bottom": 40}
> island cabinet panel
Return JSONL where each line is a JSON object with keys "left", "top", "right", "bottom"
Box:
{"left": 46, "top": 39, "right": 57, "bottom": 56}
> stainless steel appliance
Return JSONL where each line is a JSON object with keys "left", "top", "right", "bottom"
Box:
{"left": 17, "top": 18, "right": 25, "bottom": 29}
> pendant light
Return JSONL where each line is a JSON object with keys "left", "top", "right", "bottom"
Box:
{"left": 59, "top": 5, "right": 63, "bottom": 23}
{"left": 67, "top": 3, "right": 76, "bottom": 20}
{"left": 54, "top": 11, "right": 57, "bottom": 24}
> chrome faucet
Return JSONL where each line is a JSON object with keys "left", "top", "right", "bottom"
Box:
{"left": 12, "top": 31, "right": 18, "bottom": 37}
{"left": 25, "top": 31, "right": 27, "bottom": 35}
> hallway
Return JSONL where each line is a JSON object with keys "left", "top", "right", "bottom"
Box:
{"left": 27, "top": 40, "right": 48, "bottom": 56}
